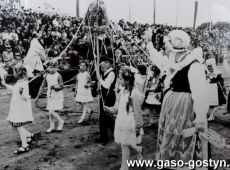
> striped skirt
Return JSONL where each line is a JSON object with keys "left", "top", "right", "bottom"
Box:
{"left": 156, "top": 91, "right": 207, "bottom": 164}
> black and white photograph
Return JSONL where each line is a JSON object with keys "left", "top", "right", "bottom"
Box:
{"left": 1, "top": 0, "right": 230, "bottom": 169}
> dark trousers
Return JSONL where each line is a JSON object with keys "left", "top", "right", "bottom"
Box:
{"left": 28, "top": 76, "right": 43, "bottom": 98}
{"left": 99, "top": 99, "right": 115, "bottom": 140}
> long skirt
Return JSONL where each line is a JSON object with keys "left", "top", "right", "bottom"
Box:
{"left": 156, "top": 91, "right": 207, "bottom": 165}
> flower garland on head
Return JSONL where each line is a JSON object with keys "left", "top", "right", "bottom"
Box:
{"left": 120, "top": 66, "right": 135, "bottom": 114}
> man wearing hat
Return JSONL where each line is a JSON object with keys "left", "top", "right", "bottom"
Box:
{"left": 96, "top": 54, "right": 116, "bottom": 143}
{"left": 145, "top": 29, "right": 209, "bottom": 168}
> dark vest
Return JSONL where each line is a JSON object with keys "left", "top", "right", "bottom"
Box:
{"left": 170, "top": 62, "right": 196, "bottom": 93}
{"left": 101, "top": 69, "right": 116, "bottom": 106}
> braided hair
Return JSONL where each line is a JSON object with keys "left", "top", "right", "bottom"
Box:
{"left": 120, "top": 66, "right": 135, "bottom": 113}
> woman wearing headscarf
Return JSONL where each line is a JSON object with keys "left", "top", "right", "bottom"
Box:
{"left": 145, "top": 29, "right": 209, "bottom": 169}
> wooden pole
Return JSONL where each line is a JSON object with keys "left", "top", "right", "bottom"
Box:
{"left": 129, "top": 0, "right": 131, "bottom": 22}
{"left": 209, "top": 0, "right": 212, "bottom": 31}
{"left": 76, "top": 0, "right": 79, "bottom": 17}
{"left": 193, "top": 1, "right": 198, "bottom": 29}
{"left": 153, "top": 0, "right": 156, "bottom": 24}
{"left": 176, "top": 0, "right": 179, "bottom": 27}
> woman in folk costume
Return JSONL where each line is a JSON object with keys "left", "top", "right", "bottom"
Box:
{"left": 104, "top": 66, "right": 144, "bottom": 170}
{"left": 145, "top": 29, "right": 209, "bottom": 169}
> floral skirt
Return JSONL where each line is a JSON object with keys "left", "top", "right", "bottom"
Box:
{"left": 156, "top": 91, "right": 207, "bottom": 164}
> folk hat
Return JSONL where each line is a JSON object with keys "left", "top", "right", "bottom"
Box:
{"left": 164, "top": 30, "right": 191, "bottom": 52}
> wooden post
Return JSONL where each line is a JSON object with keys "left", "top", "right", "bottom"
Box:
{"left": 76, "top": 0, "right": 79, "bottom": 17}
{"left": 176, "top": 0, "right": 179, "bottom": 27}
{"left": 129, "top": 0, "right": 131, "bottom": 22}
{"left": 193, "top": 1, "right": 198, "bottom": 29}
{"left": 153, "top": 0, "right": 156, "bottom": 24}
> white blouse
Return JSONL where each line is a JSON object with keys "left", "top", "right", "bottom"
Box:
{"left": 146, "top": 42, "right": 209, "bottom": 123}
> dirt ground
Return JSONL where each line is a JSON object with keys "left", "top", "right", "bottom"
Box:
{"left": 1, "top": 87, "right": 230, "bottom": 170}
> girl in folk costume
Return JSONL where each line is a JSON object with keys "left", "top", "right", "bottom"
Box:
{"left": 143, "top": 65, "right": 164, "bottom": 126}
{"left": 145, "top": 29, "right": 209, "bottom": 169}
{"left": 1, "top": 66, "right": 34, "bottom": 154}
{"left": 36, "top": 63, "right": 64, "bottom": 133}
{"left": 75, "top": 61, "right": 93, "bottom": 123}
{"left": 104, "top": 66, "right": 144, "bottom": 170}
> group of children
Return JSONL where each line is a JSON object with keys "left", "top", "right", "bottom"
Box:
{"left": 2, "top": 55, "right": 165, "bottom": 170}
{"left": 1, "top": 60, "right": 95, "bottom": 154}
{"left": 1, "top": 60, "right": 148, "bottom": 170}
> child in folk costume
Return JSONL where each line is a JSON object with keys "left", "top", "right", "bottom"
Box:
{"left": 104, "top": 66, "right": 144, "bottom": 170}
{"left": 75, "top": 61, "right": 93, "bottom": 123}
{"left": 143, "top": 65, "right": 164, "bottom": 126}
{"left": 36, "top": 63, "right": 64, "bottom": 133}
{"left": 1, "top": 66, "right": 34, "bottom": 154}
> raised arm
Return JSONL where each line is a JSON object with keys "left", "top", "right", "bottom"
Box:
{"left": 144, "top": 29, "right": 169, "bottom": 71}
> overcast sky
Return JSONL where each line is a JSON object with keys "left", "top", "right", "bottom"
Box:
{"left": 24, "top": 0, "right": 230, "bottom": 27}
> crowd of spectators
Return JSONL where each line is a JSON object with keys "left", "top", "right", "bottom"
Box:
{"left": 115, "top": 19, "right": 230, "bottom": 65}
{"left": 1, "top": 5, "right": 230, "bottom": 76}
{"left": 0, "top": 6, "right": 82, "bottom": 70}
